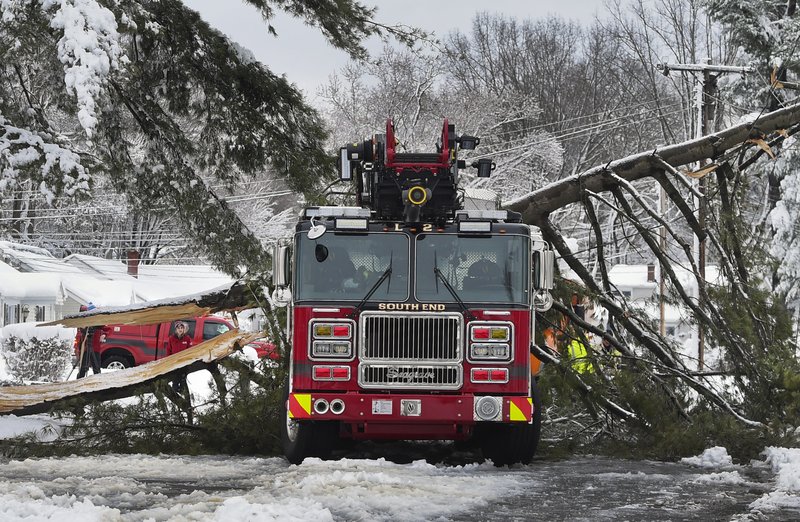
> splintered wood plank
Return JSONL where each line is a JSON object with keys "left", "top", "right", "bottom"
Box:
{"left": 0, "top": 329, "right": 261, "bottom": 416}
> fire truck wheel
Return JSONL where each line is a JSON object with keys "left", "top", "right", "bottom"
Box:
{"left": 281, "top": 378, "right": 338, "bottom": 464}
{"left": 481, "top": 379, "right": 542, "bottom": 466}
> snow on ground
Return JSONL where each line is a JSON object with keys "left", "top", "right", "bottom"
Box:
{"left": 749, "top": 447, "right": 800, "bottom": 514}
{"left": 680, "top": 446, "right": 734, "bottom": 468}
{"left": 0, "top": 414, "right": 62, "bottom": 441}
{"left": 0, "top": 454, "right": 519, "bottom": 521}
{"left": 680, "top": 445, "right": 800, "bottom": 516}
{"left": 693, "top": 470, "right": 747, "bottom": 485}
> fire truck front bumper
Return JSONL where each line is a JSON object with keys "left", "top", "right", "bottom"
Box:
{"left": 287, "top": 392, "right": 533, "bottom": 431}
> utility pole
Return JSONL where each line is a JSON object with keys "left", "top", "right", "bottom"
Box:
{"left": 656, "top": 60, "right": 752, "bottom": 370}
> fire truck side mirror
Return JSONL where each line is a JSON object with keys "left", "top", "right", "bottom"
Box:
{"left": 272, "top": 245, "right": 291, "bottom": 288}
{"left": 533, "top": 250, "right": 555, "bottom": 291}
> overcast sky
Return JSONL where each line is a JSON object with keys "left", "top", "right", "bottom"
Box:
{"left": 183, "top": 1, "right": 608, "bottom": 100}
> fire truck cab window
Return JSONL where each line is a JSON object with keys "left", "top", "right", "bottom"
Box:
{"left": 295, "top": 233, "right": 410, "bottom": 301}
{"left": 415, "top": 234, "right": 529, "bottom": 304}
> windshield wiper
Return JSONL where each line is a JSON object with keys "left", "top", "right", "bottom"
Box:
{"left": 433, "top": 266, "right": 476, "bottom": 321}
{"left": 348, "top": 255, "right": 393, "bottom": 319}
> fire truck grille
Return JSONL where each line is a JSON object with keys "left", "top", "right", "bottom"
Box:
{"left": 359, "top": 364, "right": 462, "bottom": 390}
{"left": 359, "top": 312, "right": 463, "bottom": 362}
{"left": 358, "top": 312, "right": 463, "bottom": 390}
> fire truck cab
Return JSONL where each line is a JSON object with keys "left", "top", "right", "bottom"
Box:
{"left": 273, "top": 120, "right": 554, "bottom": 465}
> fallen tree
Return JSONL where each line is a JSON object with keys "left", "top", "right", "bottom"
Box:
{"left": 504, "top": 102, "right": 800, "bottom": 432}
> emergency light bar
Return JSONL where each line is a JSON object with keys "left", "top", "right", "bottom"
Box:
{"left": 335, "top": 218, "right": 368, "bottom": 231}
{"left": 456, "top": 210, "right": 506, "bottom": 221}
{"left": 458, "top": 221, "right": 491, "bottom": 233}
{"left": 305, "top": 207, "right": 371, "bottom": 219}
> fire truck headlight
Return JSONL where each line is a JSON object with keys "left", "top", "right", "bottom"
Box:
{"left": 473, "top": 345, "right": 490, "bottom": 357}
{"left": 331, "top": 342, "right": 351, "bottom": 355}
{"left": 470, "top": 343, "right": 510, "bottom": 361}
{"left": 312, "top": 341, "right": 352, "bottom": 358}
{"left": 313, "top": 341, "right": 332, "bottom": 355}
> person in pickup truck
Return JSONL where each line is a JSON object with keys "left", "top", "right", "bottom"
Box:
{"left": 167, "top": 321, "right": 193, "bottom": 394}
{"left": 167, "top": 321, "right": 193, "bottom": 355}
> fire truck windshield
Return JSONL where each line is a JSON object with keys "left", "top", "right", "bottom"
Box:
{"left": 295, "top": 233, "right": 410, "bottom": 301}
{"left": 415, "top": 234, "right": 529, "bottom": 304}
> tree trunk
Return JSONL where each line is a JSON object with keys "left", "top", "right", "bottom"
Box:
{"left": 505, "top": 102, "right": 800, "bottom": 222}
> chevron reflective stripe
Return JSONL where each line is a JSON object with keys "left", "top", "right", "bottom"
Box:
{"left": 508, "top": 396, "right": 533, "bottom": 422}
{"left": 288, "top": 393, "right": 312, "bottom": 419}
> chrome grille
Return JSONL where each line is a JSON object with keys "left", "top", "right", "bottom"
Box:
{"left": 359, "top": 312, "right": 463, "bottom": 390}
{"left": 360, "top": 312, "right": 462, "bottom": 362}
{"left": 360, "top": 364, "right": 461, "bottom": 390}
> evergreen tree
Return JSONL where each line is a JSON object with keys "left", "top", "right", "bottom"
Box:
{"left": 0, "top": 0, "right": 411, "bottom": 275}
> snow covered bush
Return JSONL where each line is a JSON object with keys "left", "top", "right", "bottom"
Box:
{"left": 0, "top": 335, "right": 71, "bottom": 383}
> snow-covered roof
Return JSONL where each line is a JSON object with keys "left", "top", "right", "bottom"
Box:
{"left": 59, "top": 274, "right": 139, "bottom": 307}
{"left": 1, "top": 242, "right": 233, "bottom": 307}
{"left": 0, "top": 260, "right": 19, "bottom": 274}
{"left": 0, "top": 322, "right": 76, "bottom": 343}
{"left": 0, "top": 273, "right": 63, "bottom": 300}
{"left": 63, "top": 255, "right": 231, "bottom": 286}
{"left": 0, "top": 242, "right": 84, "bottom": 274}
{"left": 62, "top": 254, "right": 131, "bottom": 278}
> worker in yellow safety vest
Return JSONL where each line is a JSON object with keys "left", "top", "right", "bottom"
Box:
{"left": 567, "top": 338, "right": 594, "bottom": 374}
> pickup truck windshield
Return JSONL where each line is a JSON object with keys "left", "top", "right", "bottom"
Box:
{"left": 415, "top": 234, "right": 529, "bottom": 304}
{"left": 295, "top": 233, "right": 410, "bottom": 301}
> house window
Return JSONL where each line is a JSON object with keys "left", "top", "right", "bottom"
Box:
{"left": 666, "top": 326, "right": 676, "bottom": 336}
{"left": 622, "top": 290, "right": 632, "bottom": 298}
{"left": 35, "top": 305, "right": 46, "bottom": 322}
{"left": 3, "top": 303, "right": 20, "bottom": 325}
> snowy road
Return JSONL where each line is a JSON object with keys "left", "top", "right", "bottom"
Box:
{"left": 1, "top": 444, "right": 799, "bottom": 521}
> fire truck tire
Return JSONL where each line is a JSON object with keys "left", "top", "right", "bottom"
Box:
{"left": 481, "top": 379, "right": 542, "bottom": 466}
{"left": 281, "top": 378, "right": 338, "bottom": 464}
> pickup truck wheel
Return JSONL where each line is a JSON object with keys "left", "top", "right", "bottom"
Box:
{"left": 281, "top": 377, "right": 338, "bottom": 464}
{"left": 102, "top": 355, "right": 133, "bottom": 370}
{"left": 481, "top": 379, "right": 542, "bottom": 466}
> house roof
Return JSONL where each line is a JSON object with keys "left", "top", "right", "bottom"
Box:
{"left": 2, "top": 241, "right": 233, "bottom": 307}
{"left": 0, "top": 273, "right": 63, "bottom": 300}
{"left": 59, "top": 274, "right": 140, "bottom": 307}
{"left": 0, "top": 242, "right": 84, "bottom": 274}
{"left": 0, "top": 260, "right": 19, "bottom": 274}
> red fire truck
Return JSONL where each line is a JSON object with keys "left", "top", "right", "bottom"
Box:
{"left": 273, "top": 120, "right": 554, "bottom": 465}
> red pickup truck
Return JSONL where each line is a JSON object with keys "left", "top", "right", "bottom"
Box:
{"left": 74, "top": 316, "right": 276, "bottom": 370}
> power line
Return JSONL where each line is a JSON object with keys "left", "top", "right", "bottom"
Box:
{"left": 473, "top": 107, "right": 687, "bottom": 160}
{"left": 486, "top": 99, "right": 685, "bottom": 140}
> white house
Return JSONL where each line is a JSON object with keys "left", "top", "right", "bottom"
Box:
{"left": 0, "top": 242, "right": 234, "bottom": 327}
{"left": 606, "top": 263, "right": 723, "bottom": 342}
